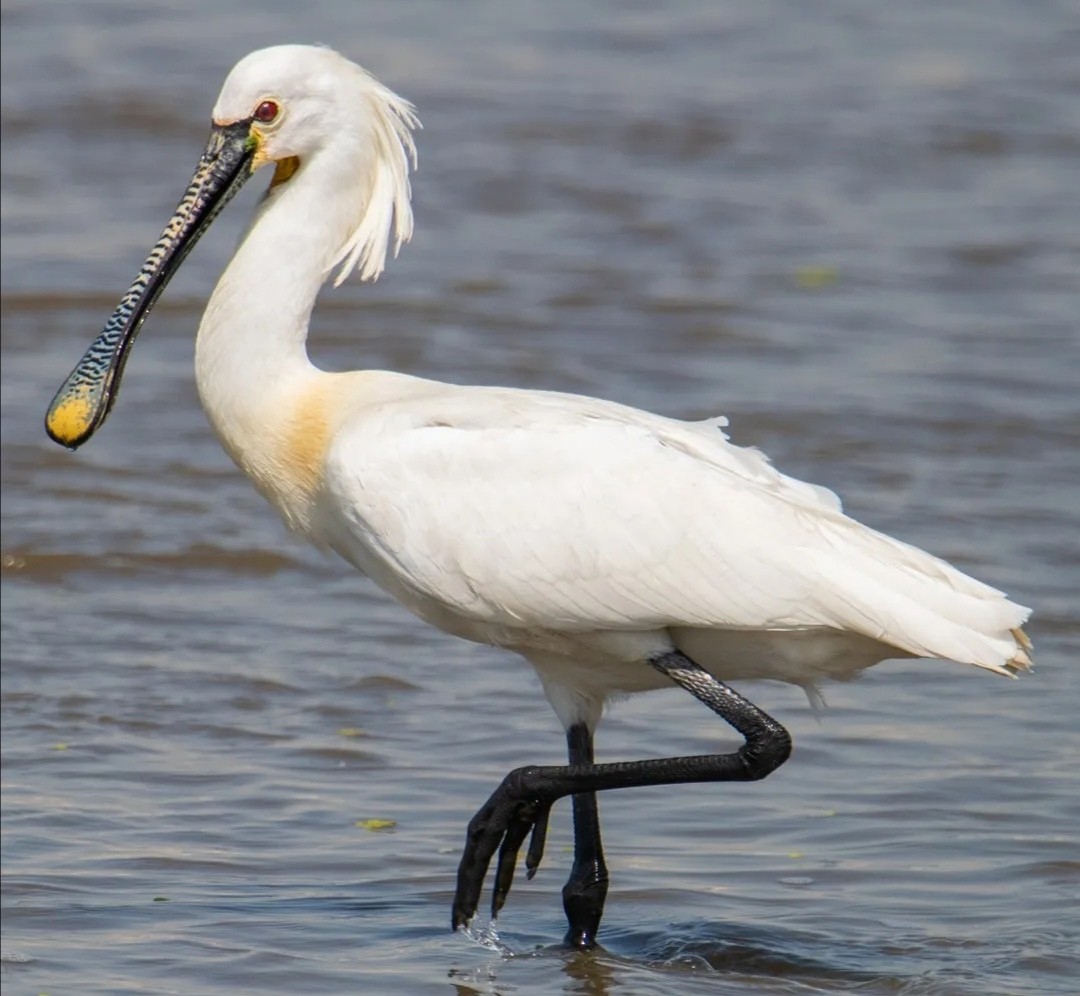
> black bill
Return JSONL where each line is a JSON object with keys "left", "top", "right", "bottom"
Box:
{"left": 45, "top": 119, "right": 257, "bottom": 449}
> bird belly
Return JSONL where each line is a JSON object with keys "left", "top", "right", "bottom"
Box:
{"left": 671, "top": 625, "right": 909, "bottom": 686}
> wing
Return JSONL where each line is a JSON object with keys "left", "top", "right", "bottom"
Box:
{"left": 320, "top": 386, "right": 1029, "bottom": 668}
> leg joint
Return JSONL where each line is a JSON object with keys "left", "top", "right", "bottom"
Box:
{"left": 504, "top": 764, "right": 542, "bottom": 796}
{"left": 741, "top": 722, "right": 792, "bottom": 780}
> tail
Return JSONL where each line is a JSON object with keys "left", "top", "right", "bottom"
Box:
{"left": 1002, "top": 626, "right": 1034, "bottom": 676}
{"left": 809, "top": 520, "right": 1034, "bottom": 677}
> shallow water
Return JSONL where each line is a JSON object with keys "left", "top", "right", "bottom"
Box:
{"left": 2, "top": 2, "right": 1078, "bottom": 994}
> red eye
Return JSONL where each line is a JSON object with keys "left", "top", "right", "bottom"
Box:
{"left": 254, "top": 100, "right": 279, "bottom": 123}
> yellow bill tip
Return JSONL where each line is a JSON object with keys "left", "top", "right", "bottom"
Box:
{"left": 45, "top": 387, "right": 98, "bottom": 449}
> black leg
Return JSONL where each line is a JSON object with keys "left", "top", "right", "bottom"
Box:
{"left": 561, "top": 723, "right": 609, "bottom": 949}
{"left": 452, "top": 650, "right": 792, "bottom": 933}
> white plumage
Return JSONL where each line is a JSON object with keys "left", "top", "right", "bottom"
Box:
{"left": 180, "top": 45, "right": 1033, "bottom": 735}
{"left": 313, "top": 377, "right": 1029, "bottom": 724}
{"left": 45, "top": 42, "right": 1032, "bottom": 942}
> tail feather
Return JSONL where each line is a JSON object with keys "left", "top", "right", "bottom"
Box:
{"left": 807, "top": 521, "right": 1033, "bottom": 676}
{"left": 1004, "top": 628, "right": 1034, "bottom": 675}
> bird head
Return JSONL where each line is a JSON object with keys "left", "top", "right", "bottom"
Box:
{"left": 215, "top": 45, "right": 419, "bottom": 283}
{"left": 44, "top": 45, "right": 419, "bottom": 450}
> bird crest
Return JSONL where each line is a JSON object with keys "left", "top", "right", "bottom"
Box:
{"left": 330, "top": 67, "right": 419, "bottom": 285}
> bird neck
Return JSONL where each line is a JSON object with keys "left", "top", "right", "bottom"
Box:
{"left": 194, "top": 151, "right": 369, "bottom": 528}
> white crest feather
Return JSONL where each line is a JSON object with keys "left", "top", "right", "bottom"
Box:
{"left": 331, "top": 73, "right": 419, "bottom": 285}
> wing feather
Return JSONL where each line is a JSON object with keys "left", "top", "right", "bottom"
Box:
{"left": 319, "top": 385, "right": 1028, "bottom": 667}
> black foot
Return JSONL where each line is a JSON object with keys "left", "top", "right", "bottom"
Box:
{"left": 452, "top": 766, "right": 555, "bottom": 930}
{"left": 561, "top": 859, "right": 608, "bottom": 948}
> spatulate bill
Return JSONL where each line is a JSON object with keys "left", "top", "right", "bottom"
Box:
{"left": 45, "top": 119, "right": 257, "bottom": 449}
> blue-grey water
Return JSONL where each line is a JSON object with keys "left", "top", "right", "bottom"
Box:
{"left": 2, "top": 2, "right": 1078, "bottom": 994}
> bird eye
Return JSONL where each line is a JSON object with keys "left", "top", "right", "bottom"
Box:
{"left": 253, "top": 100, "right": 279, "bottom": 123}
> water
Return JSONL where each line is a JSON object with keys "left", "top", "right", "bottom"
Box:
{"left": 2, "top": 2, "right": 1078, "bottom": 993}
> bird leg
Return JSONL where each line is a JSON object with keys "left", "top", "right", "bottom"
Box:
{"left": 451, "top": 650, "right": 792, "bottom": 937}
{"left": 560, "top": 723, "right": 609, "bottom": 949}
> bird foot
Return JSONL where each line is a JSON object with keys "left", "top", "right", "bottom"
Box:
{"left": 561, "top": 861, "right": 608, "bottom": 949}
{"left": 452, "top": 766, "right": 555, "bottom": 931}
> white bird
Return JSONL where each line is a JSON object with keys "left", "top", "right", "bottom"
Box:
{"left": 45, "top": 44, "right": 1033, "bottom": 948}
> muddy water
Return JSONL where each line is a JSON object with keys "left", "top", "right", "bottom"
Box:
{"left": 2, "top": 2, "right": 1078, "bottom": 994}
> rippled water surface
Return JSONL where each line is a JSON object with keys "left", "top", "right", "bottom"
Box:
{"left": 3, "top": 2, "right": 1079, "bottom": 994}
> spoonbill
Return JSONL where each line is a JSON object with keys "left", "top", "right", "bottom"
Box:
{"left": 45, "top": 44, "right": 1032, "bottom": 949}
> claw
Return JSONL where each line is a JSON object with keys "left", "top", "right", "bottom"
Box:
{"left": 525, "top": 802, "right": 551, "bottom": 880}
{"left": 451, "top": 891, "right": 473, "bottom": 932}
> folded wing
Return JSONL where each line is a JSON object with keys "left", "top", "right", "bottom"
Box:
{"left": 322, "top": 387, "right": 1030, "bottom": 674}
